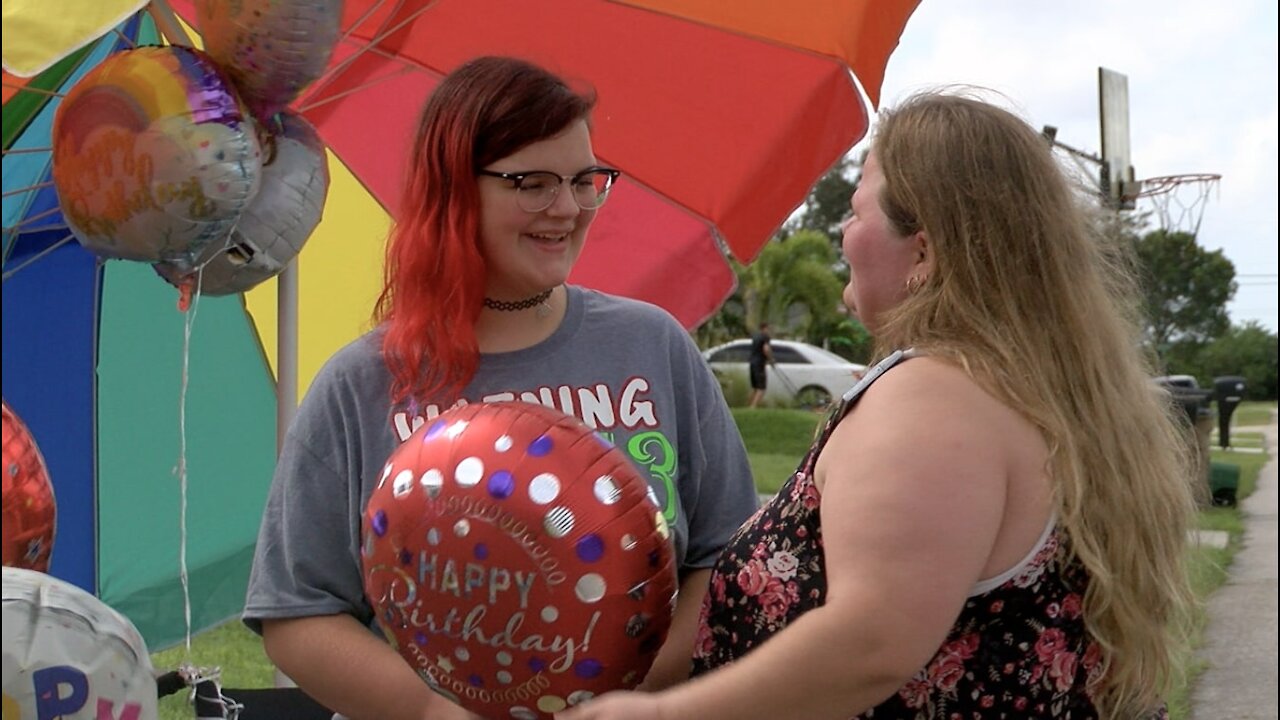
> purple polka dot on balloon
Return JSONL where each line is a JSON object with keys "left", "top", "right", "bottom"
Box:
{"left": 487, "top": 470, "right": 515, "bottom": 499}
{"left": 576, "top": 534, "right": 605, "bottom": 563}
{"left": 424, "top": 420, "right": 448, "bottom": 440}
{"left": 474, "top": 543, "right": 489, "bottom": 560}
{"left": 371, "top": 510, "right": 388, "bottom": 537}
{"left": 649, "top": 549, "right": 661, "bottom": 567}
{"left": 528, "top": 657, "right": 547, "bottom": 672}
{"left": 469, "top": 674, "right": 484, "bottom": 687}
{"left": 398, "top": 550, "right": 412, "bottom": 566}
{"left": 575, "top": 659, "right": 603, "bottom": 679}
{"left": 528, "top": 435, "right": 553, "bottom": 457}
{"left": 414, "top": 632, "right": 428, "bottom": 646}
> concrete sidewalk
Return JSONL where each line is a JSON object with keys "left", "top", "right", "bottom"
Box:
{"left": 1190, "top": 415, "right": 1278, "bottom": 720}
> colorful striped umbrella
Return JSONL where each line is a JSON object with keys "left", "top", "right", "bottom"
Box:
{"left": 2, "top": 12, "right": 276, "bottom": 650}
{"left": 167, "top": 0, "right": 921, "bottom": 397}
{"left": 1, "top": 0, "right": 921, "bottom": 649}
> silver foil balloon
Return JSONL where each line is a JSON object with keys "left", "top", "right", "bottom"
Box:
{"left": 50, "top": 45, "right": 262, "bottom": 269}
{"left": 195, "top": 0, "right": 344, "bottom": 122}
{"left": 156, "top": 111, "right": 330, "bottom": 295}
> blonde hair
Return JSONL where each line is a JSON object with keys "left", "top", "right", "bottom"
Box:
{"left": 871, "top": 91, "right": 1197, "bottom": 718}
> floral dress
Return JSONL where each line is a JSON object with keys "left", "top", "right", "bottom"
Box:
{"left": 691, "top": 351, "right": 1167, "bottom": 720}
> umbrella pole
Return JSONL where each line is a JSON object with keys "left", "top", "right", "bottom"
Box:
{"left": 147, "top": 0, "right": 193, "bottom": 47}
{"left": 273, "top": 260, "right": 300, "bottom": 689}
{"left": 276, "top": 260, "right": 299, "bottom": 455}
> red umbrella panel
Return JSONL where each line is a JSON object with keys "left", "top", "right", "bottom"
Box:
{"left": 171, "top": 0, "right": 921, "bottom": 327}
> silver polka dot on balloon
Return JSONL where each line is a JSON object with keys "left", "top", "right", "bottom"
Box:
{"left": 496, "top": 651, "right": 512, "bottom": 667}
{"left": 445, "top": 420, "right": 469, "bottom": 439}
{"left": 454, "top": 519, "right": 471, "bottom": 537}
{"left": 455, "top": 457, "right": 484, "bottom": 487}
{"left": 427, "top": 528, "right": 441, "bottom": 546}
{"left": 494, "top": 435, "right": 513, "bottom": 452}
{"left": 420, "top": 469, "right": 444, "bottom": 498}
{"left": 593, "top": 475, "right": 621, "bottom": 505}
{"left": 541, "top": 606, "right": 559, "bottom": 622}
{"left": 497, "top": 670, "right": 513, "bottom": 685}
{"left": 455, "top": 647, "right": 470, "bottom": 661}
{"left": 646, "top": 485, "right": 660, "bottom": 507}
{"left": 544, "top": 507, "right": 575, "bottom": 538}
{"left": 575, "top": 573, "right": 606, "bottom": 603}
{"left": 568, "top": 690, "right": 595, "bottom": 706}
{"left": 528, "top": 473, "right": 561, "bottom": 505}
{"left": 621, "top": 533, "right": 638, "bottom": 550}
{"left": 393, "top": 469, "right": 414, "bottom": 498}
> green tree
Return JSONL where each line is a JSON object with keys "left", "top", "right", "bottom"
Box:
{"left": 692, "top": 293, "right": 746, "bottom": 349}
{"left": 1166, "top": 322, "right": 1278, "bottom": 400}
{"left": 811, "top": 314, "right": 874, "bottom": 364}
{"left": 698, "top": 153, "right": 874, "bottom": 354}
{"left": 784, "top": 154, "right": 860, "bottom": 242}
{"left": 739, "top": 230, "right": 846, "bottom": 339}
{"left": 1133, "top": 229, "right": 1237, "bottom": 354}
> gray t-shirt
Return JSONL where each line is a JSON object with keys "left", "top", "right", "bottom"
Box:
{"left": 243, "top": 285, "right": 758, "bottom": 632}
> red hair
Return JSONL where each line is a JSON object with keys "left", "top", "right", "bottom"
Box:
{"left": 374, "top": 57, "right": 596, "bottom": 405}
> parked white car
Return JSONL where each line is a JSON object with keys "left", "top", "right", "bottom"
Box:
{"left": 702, "top": 339, "right": 866, "bottom": 408}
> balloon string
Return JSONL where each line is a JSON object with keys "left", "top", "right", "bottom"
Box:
{"left": 176, "top": 268, "right": 204, "bottom": 655}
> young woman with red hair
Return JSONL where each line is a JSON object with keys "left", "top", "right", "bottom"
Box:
{"left": 240, "top": 56, "right": 758, "bottom": 720}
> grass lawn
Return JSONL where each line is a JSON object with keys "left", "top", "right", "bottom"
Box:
{"left": 731, "top": 407, "right": 822, "bottom": 494}
{"left": 148, "top": 403, "right": 1270, "bottom": 719}
{"left": 150, "top": 622, "right": 274, "bottom": 719}
{"left": 1232, "top": 401, "right": 1277, "bottom": 427}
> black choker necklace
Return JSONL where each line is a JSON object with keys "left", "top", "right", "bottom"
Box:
{"left": 483, "top": 288, "right": 554, "bottom": 312}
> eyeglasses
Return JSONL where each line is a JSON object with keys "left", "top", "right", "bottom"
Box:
{"left": 477, "top": 166, "right": 621, "bottom": 213}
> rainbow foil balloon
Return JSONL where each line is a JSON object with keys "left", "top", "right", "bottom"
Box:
{"left": 51, "top": 45, "right": 262, "bottom": 271}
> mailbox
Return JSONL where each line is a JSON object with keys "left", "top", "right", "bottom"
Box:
{"left": 1213, "top": 376, "right": 1247, "bottom": 449}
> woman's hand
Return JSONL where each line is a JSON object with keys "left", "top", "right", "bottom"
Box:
{"left": 556, "top": 690, "right": 669, "bottom": 720}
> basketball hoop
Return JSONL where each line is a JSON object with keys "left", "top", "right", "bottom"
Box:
{"left": 1126, "top": 173, "right": 1222, "bottom": 237}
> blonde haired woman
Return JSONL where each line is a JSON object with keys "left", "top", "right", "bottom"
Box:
{"left": 562, "top": 92, "right": 1196, "bottom": 720}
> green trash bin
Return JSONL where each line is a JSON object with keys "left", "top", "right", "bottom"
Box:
{"left": 1209, "top": 461, "right": 1240, "bottom": 507}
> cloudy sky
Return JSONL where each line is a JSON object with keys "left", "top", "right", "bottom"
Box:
{"left": 856, "top": 0, "right": 1278, "bottom": 331}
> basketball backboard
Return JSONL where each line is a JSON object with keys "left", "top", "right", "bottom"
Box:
{"left": 1098, "top": 67, "right": 1136, "bottom": 209}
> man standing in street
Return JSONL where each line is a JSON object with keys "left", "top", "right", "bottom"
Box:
{"left": 748, "top": 323, "right": 774, "bottom": 408}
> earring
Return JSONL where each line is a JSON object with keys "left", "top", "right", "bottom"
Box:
{"left": 905, "top": 275, "right": 922, "bottom": 294}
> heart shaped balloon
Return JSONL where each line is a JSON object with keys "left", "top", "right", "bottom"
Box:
{"left": 362, "top": 402, "right": 677, "bottom": 720}
{"left": 2, "top": 400, "right": 56, "bottom": 572}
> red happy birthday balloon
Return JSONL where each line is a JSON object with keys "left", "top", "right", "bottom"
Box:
{"left": 362, "top": 402, "right": 676, "bottom": 720}
{"left": 2, "top": 401, "right": 56, "bottom": 572}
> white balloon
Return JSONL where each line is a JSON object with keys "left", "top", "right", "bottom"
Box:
{"left": 2, "top": 567, "right": 157, "bottom": 720}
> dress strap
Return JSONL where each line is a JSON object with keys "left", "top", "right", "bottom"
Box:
{"left": 809, "top": 348, "right": 915, "bottom": 452}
